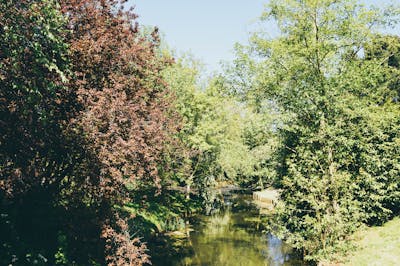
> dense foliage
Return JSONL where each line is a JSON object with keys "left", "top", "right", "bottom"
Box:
{"left": 162, "top": 55, "right": 277, "bottom": 209}
{"left": 1, "top": 0, "right": 179, "bottom": 265}
{"left": 228, "top": 0, "right": 400, "bottom": 261}
{"left": 0, "top": 0, "right": 75, "bottom": 264}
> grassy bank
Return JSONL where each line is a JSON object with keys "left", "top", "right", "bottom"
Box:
{"left": 327, "top": 217, "right": 400, "bottom": 266}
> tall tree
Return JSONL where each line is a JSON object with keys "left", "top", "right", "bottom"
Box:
{"left": 232, "top": 0, "right": 400, "bottom": 261}
{"left": 0, "top": 0, "right": 74, "bottom": 264}
{"left": 60, "top": 0, "right": 179, "bottom": 264}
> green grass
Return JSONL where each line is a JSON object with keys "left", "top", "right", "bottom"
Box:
{"left": 338, "top": 217, "right": 400, "bottom": 266}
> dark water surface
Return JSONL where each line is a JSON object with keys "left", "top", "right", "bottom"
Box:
{"left": 149, "top": 193, "right": 301, "bottom": 266}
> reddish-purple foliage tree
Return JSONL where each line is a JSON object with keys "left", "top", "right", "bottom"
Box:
{"left": 60, "top": 0, "right": 180, "bottom": 264}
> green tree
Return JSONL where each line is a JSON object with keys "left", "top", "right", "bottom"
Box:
{"left": 162, "top": 56, "right": 233, "bottom": 210}
{"left": 0, "top": 0, "right": 72, "bottom": 264}
{"left": 162, "top": 54, "right": 275, "bottom": 210}
{"left": 232, "top": 0, "right": 400, "bottom": 261}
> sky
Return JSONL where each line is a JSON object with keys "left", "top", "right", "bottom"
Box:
{"left": 128, "top": 0, "right": 399, "bottom": 73}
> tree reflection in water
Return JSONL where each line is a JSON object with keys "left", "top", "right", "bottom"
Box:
{"left": 149, "top": 194, "right": 300, "bottom": 266}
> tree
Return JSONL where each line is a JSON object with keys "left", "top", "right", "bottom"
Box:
{"left": 60, "top": 0, "right": 180, "bottom": 264}
{"left": 232, "top": 0, "right": 400, "bottom": 261}
{"left": 162, "top": 53, "right": 278, "bottom": 219}
{"left": 0, "top": 0, "right": 83, "bottom": 264}
{"left": 0, "top": 0, "right": 70, "bottom": 196}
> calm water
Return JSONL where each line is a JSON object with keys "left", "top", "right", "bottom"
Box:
{"left": 149, "top": 193, "right": 301, "bottom": 266}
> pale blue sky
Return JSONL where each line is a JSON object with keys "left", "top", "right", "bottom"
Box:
{"left": 129, "top": 0, "right": 399, "bottom": 72}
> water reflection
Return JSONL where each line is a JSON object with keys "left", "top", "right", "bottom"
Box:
{"left": 149, "top": 194, "right": 299, "bottom": 266}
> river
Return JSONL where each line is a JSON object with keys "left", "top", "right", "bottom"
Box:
{"left": 148, "top": 192, "right": 302, "bottom": 266}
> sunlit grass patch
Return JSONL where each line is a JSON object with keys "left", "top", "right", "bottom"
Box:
{"left": 340, "top": 217, "right": 400, "bottom": 266}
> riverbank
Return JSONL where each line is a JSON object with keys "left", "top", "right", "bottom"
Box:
{"left": 324, "top": 217, "right": 400, "bottom": 265}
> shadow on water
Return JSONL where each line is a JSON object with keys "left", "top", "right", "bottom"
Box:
{"left": 147, "top": 192, "right": 303, "bottom": 266}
